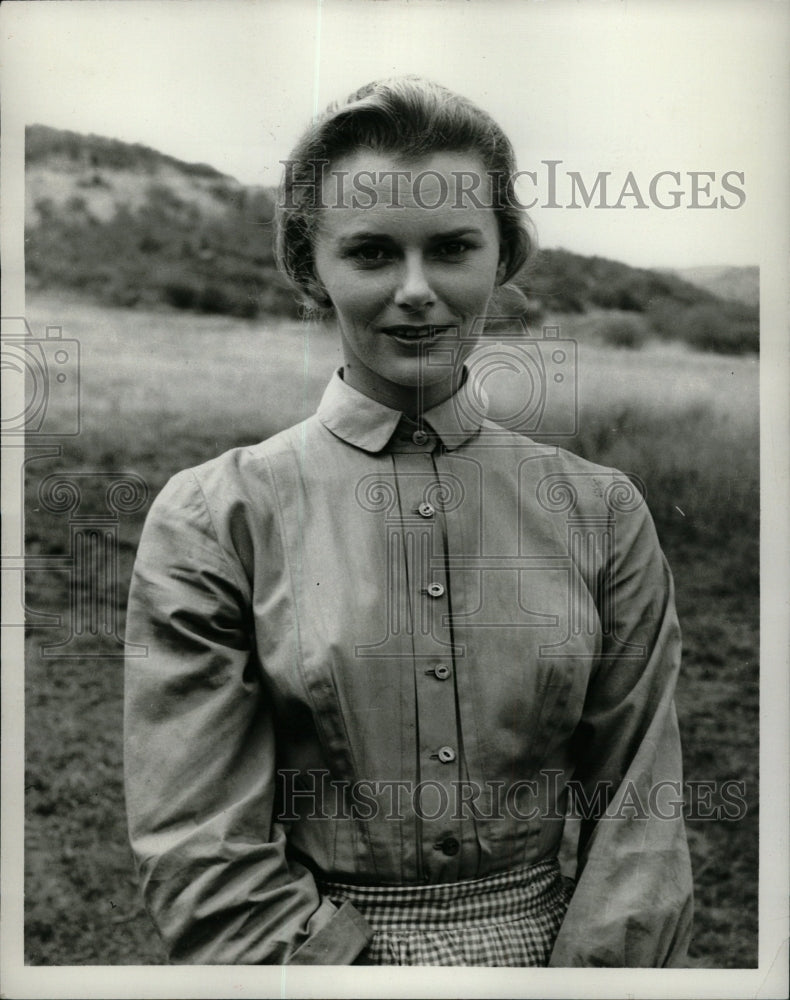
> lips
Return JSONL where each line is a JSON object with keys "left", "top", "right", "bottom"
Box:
{"left": 381, "top": 325, "right": 451, "bottom": 341}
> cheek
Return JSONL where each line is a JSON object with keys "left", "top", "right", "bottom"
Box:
{"left": 436, "top": 244, "right": 501, "bottom": 309}
{"left": 328, "top": 275, "right": 391, "bottom": 323}
{"left": 442, "top": 269, "right": 498, "bottom": 314}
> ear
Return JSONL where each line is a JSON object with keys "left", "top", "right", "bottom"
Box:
{"left": 496, "top": 254, "right": 508, "bottom": 285}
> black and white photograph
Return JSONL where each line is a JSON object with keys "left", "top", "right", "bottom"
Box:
{"left": 1, "top": 1, "right": 788, "bottom": 997}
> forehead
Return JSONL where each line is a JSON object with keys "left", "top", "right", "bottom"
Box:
{"left": 317, "top": 150, "right": 498, "bottom": 242}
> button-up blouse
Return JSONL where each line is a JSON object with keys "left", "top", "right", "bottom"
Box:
{"left": 124, "top": 369, "right": 693, "bottom": 966}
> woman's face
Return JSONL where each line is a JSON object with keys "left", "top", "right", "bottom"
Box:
{"left": 313, "top": 150, "right": 503, "bottom": 414}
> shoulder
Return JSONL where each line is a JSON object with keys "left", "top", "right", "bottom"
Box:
{"left": 477, "top": 419, "right": 647, "bottom": 521}
{"left": 138, "top": 417, "right": 329, "bottom": 582}
{"left": 153, "top": 415, "right": 325, "bottom": 510}
{"left": 141, "top": 416, "right": 334, "bottom": 570}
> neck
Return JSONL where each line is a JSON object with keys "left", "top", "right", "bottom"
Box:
{"left": 341, "top": 362, "right": 463, "bottom": 419}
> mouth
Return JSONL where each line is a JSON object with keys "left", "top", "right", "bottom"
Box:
{"left": 381, "top": 325, "right": 452, "bottom": 343}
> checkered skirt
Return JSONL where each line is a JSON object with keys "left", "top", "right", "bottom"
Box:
{"left": 320, "top": 859, "right": 573, "bottom": 966}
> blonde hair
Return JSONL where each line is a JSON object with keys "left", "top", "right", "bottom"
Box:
{"left": 275, "top": 76, "right": 534, "bottom": 311}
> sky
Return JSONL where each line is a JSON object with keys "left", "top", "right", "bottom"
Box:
{"left": 3, "top": 0, "right": 789, "bottom": 269}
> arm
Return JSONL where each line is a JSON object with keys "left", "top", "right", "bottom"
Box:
{"left": 124, "top": 470, "right": 372, "bottom": 964}
{"left": 548, "top": 488, "right": 693, "bottom": 967}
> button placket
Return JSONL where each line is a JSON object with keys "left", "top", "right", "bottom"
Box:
{"left": 432, "top": 745, "right": 457, "bottom": 764}
{"left": 434, "top": 836, "right": 460, "bottom": 856}
{"left": 391, "top": 452, "right": 461, "bottom": 877}
{"left": 425, "top": 662, "right": 452, "bottom": 681}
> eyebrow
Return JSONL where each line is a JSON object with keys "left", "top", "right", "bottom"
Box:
{"left": 336, "top": 227, "right": 485, "bottom": 246}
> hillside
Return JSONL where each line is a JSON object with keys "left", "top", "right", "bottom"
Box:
{"left": 25, "top": 125, "right": 293, "bottom": 317}
{"left": 671, "top": 265, "right": 759, "bottom": 308}
{"left": 25, "top": 125, "right": 759, "bottom": 353}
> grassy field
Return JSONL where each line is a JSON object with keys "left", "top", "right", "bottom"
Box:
{"left": 21, "top": 293, "right": 759, "bottom": 966}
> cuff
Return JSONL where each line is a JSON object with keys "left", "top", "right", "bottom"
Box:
{"left": 286, "top": 900, "right": 374, "bottom": 965}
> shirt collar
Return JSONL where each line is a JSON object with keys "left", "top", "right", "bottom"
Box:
{"left": 317, "top": 368, "right": 488, "bottom": 454}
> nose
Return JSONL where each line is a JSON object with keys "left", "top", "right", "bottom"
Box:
{"left": 394, "top": 253, "right": 436, "bottom": 311}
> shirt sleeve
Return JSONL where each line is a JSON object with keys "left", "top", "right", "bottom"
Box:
{"left": 123, "top": 469, "right": 373, "bottom": 964}
{"left": 548, "top": 483, "right": 694, "bottom": 967}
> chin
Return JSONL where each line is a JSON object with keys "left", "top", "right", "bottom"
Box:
{"left": 384, "top": 362, "right": 454, "bottom": 389}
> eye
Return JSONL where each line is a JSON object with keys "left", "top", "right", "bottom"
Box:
{"left": 347, "top": 244, "right": 393, "bottom": 266}
{"left": 435, "top": 240, "right": 472, "bottom": 259}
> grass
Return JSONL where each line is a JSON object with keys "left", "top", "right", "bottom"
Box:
{"left": 21, "top": 294, "right": 759, "bottom": 966}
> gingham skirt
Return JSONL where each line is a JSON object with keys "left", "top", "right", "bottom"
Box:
{"left": 320, "top": 859, "right": 573, "bottom": 966}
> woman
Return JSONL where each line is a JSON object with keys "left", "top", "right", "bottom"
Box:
{"left": 124, "top": 77, "right": 693, "bottom": 966}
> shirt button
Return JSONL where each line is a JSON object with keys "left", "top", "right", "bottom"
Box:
{"left": 425, "top": 582, "right": 445, "bottom": 598}
{"left": 412, "top": 429, "right": 429, "bottom": 446}
{"left": 437, "top": 745, "right": 456, "bottom": 763}
{"left": 417, "top": 501, "right": 435, "bottom": 518}
{"left": 433, "top": 663, "right": 451, "bottom": 680}
{"left": 434, "top": 837, "right": 460, "bottom": 856}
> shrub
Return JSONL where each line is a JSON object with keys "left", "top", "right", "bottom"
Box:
{"left": 598, "top": 312, "right": 651, "bottom": 349}
{"left": 138, "top": 233, "right": 163, "bottom": 254}
{"left": 162, "top": 281, "right": 198, "bottom": 310}
{"left": 230, "top": 295, "right": 260, "bottom": 320}
{"left": 107, "top": 283, "right": 141, "bottom": 308}
{"left": 197, "top": 284, "right": 233, "bottom": 314}
{"left": 678, "top": 303, "right": 758, "bottom": 354}
{"left": 591, "top": 281, "right": 644, "bottom": 312}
